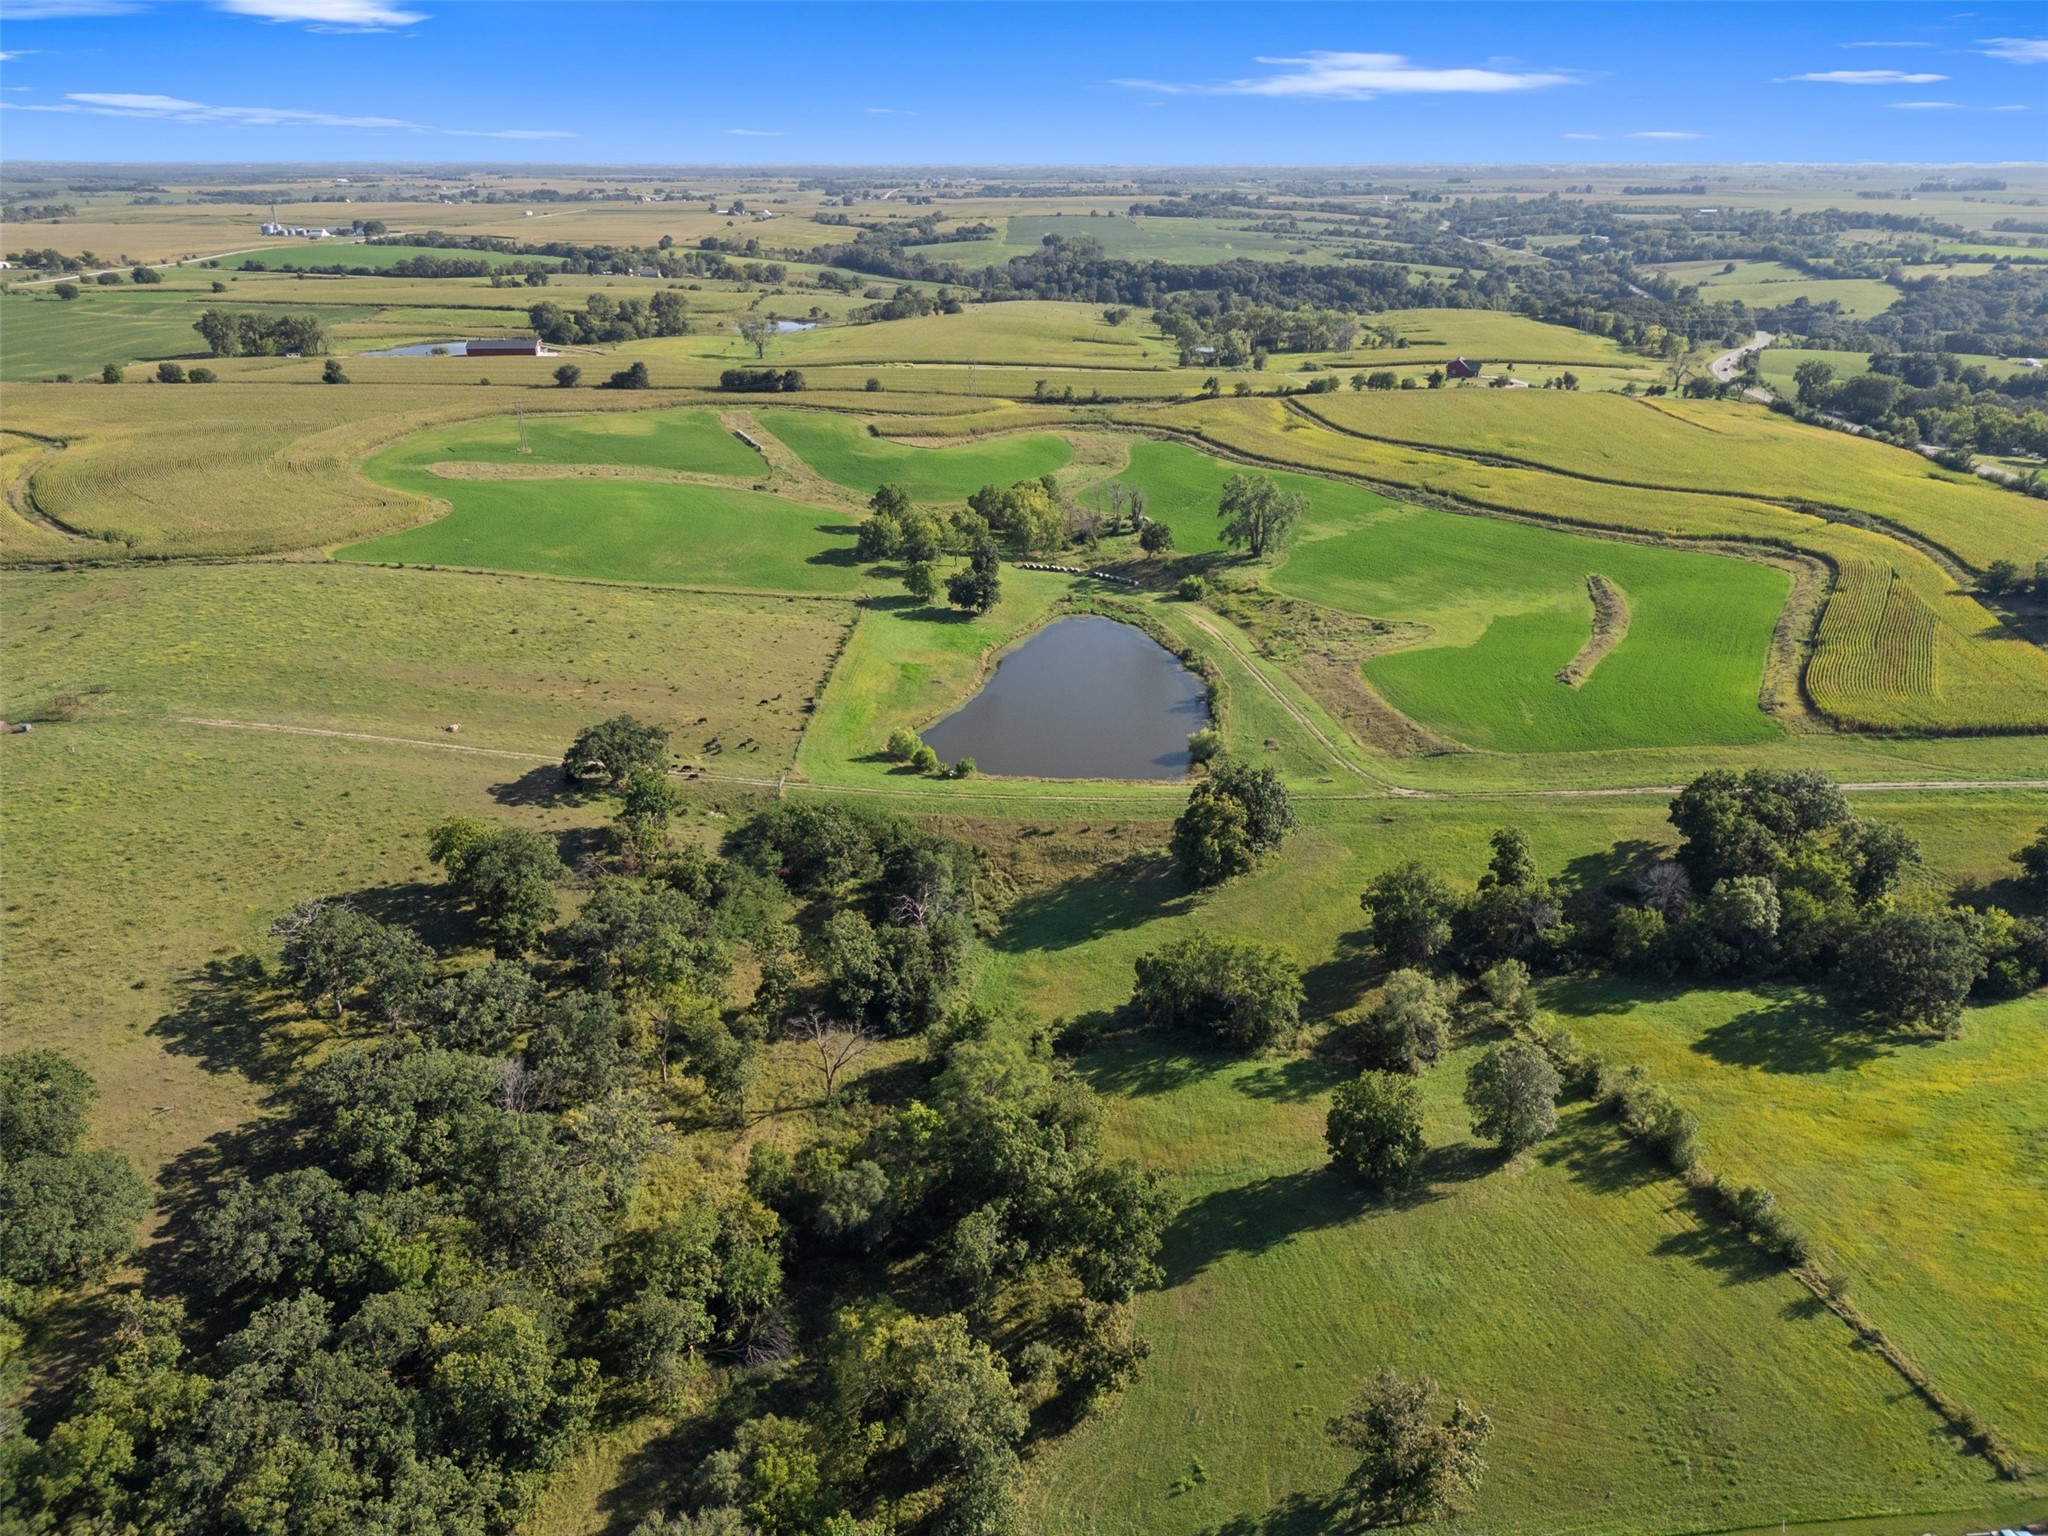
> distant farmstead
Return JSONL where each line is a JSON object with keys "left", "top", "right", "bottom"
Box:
{"left": 1445, "top": 356, "right": 1483, "bottom": 380}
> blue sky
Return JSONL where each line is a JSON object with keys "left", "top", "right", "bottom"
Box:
{"left": 0, "top": 1, "right": 2041, "bottom": 165}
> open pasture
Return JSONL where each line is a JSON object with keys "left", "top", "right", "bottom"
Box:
{"left": 1549, "top": 976, "right": 2048, "bottom": 1468}
{"left": 1650, "top": 259, "right": 1901, "bottom": 318}
{"left": 348, "top": 442, "right": 863, "bottom": 592}
{"left": 224, "top": 241, "right": 565, "bottom": 272}
{"left": 757, "top": 406, "right": 1074, "bottom": 501}
{"left": 913, "top": 212, "right": 1323, "bottom": 267}
{"left": 0, "top": 290, "right": 374, "bottom": 380}
{"left": 389, "top": 405, "right": 765, "bottom": 476}
{"left": 776, "top": 300, "right": 1176, "bottom": 369}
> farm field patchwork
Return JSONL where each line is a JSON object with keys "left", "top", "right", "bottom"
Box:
{"left": 380, "top": 405, "right": 766, "bottom": 475}
{"left": 1114, "top": 439, "right": 1787, "bottom": 751}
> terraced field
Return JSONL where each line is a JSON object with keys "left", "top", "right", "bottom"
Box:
{"left": 757, "top": 406, "right": 1074, "bottom": 499}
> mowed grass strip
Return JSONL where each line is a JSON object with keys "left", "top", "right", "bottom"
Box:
{"left": 1549, "top": 976, "right": 2048, "bottom": 1467}
{"left": 757, "top": 408, "right": 1073, "bottom": 502}
{"left": 1116, "top": 441, "right": 1784, "bottom": 751}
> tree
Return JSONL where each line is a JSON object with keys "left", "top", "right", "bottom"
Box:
{"left": 268, "top": 899, "right": 391, "bottom": 1020}
{"left": 1216, "top": 472, "right": 1307, "bottom": 558}
{"left": 0, "top": 1048, "right": 94, "bottom": 1159}
{"left": 1131, "top": 933, "right": 1303, "bottom": 1052}
{"left": 1, "top": 1148, "right": 152, "bottom": 1286}
{"left": 1982, "top": 558, "right": 2022, "bottom": 596}
{"left": 2015, "top": 824, "right": 2048, "bottom": 895}
{"left": 100, "top": 362, "right": 123, "bottom": 384}
{"left": 1360, "top": 861, "right": 1459, "bottom": 968}
{"left": 1463, "top": 1041, "right": 1561, "bottom": 1154}
{"left": 737, "top": 314, "right": 776, "bottom": 359}
{"left": 430, "top": 821, "right": 563, "bottom": 954}
{"left": 554, "top": 363, "right": 582, "bottom": 388}
{"left": 606, "top": 360, "right": 652, "bottom": 389}
{"left": 1355, "top": 969, "right": 1450, "bottom": 1073}
{"left": 1169, "top": 789, "right": 1252, "bottom": 885}
{"left": 1138, "top": 518, "right": 1174, "bottom": 554}
{"left": 1793, "top": 359, "right": 1836, "bottom": 406}
{"left": 885, "top": 725, "right": 920, "bottom": 762}
{"left": 903, "top": 561, "right": 939, "bottom": 604}
{"left": 871, "top": 482, "right": 912, "bottom": 518}
{"left": 1062, "top": 1159, "right": 1172, "bottom": 1303}
{"left": 53, "top": 281, "right": 79, "bottom": 300}
{"left": 1481, "top": 826, "right": 1537, "bottom": 890}
{"left": 1204, "top": 758, "right": 1295, "bottom": 854}
{"left": 1839, "top": 817, "right": 1922, "bottom": 903}
{"left": 1841, "top": 906, "right": 1985, "bottom": 1036}
{"left": 1325, "top": 1072, "right": 1424, "bottom": 1190}
{"left": 1326, "top": 1369, "right": 1491, "bottom": 1523}
{"left": 785, "top": 1008, "right": 878, "bottom": 1101}
{"left": 155, "top": 361, "right": 185, "bottom": 383}
{"left": 946, "top": 541, "right": 1002, "bottom": 615}
{"left": 564, "top": 714, "right": 670, "bottom": 789}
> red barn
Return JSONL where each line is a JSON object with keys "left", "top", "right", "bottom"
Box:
{"left": 1445, "top": 356, "right": 1482, "bottom": 380}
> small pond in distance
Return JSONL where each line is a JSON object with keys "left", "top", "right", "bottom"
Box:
{"left": 920, "top": 615, "right": 1209, "bottom": 779}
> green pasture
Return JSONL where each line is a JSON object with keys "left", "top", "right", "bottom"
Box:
{"left": 774, "top": 301, "right": 1174, "bottom": 369}
{"left": 977, "top": 806, "right": 2013, "bottom": 1535}
{"left": 385, "top": 406, "right": 764, "bottom": 476}
{"left": 912, "top": 213, "right": 1319, "bottom": 267}
{"left": 0, "top": 291, "right": 376, "bottom": 380}
{"left": 1653, "top": 259, "right": 1901, "bottom": 318}
{"left": 224, "top": 241, "right": 564, "bottom": 271}
{"left": 1112, "top": 440, "right": 1785, "bottom": 752}
{"left": 757, "top": 407, "right": 1074, "bottom": 501}
{"left": 1550, "top": 975, "right": 2048, "bottom": 1467}
{"left": 344, "top": 468, "right": 863, "bottom": 594}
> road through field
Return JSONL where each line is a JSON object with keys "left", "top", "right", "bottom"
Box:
{"left": 167, "top": 715, "right": 2047, "bottom": 801}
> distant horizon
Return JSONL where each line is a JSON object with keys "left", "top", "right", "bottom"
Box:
{"left": 1, "top": 1, "right": 2041, "bottom": 164}
{"left": 6, "top": 159, "right": 2045, "bottom": 172}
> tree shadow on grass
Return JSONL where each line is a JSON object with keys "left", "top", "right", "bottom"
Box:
{"left": 805, "top": 544, "right": 862, "bottom": 570}
{"left": 1298, "top": 925, "right": 1375, "bottom": 1018}
{"left": 1562, "top": 837, "right": 1668, "bottom": 897}
{"left": 1536, "top": 1111, "right": 1663, "bottom": 1196}
{"left": 991, "top": 851, "right": 1191, "bottom": 953}
{"left": 1691, "top": 991, "right": 1894, "bottom": 1074}
{"left": 1159, "top": 1166, "right": 1366, "bottom": 1287}
{"left": 1190, "top": 1490, "right": 1356, "bottom": 1536}
{"left": 1653, "top": 1210, "right": 1778, "bottom": 1286}
{"left": 148, "top": 953, "right": 314, "bottom": 1090}
{"left": 1076, "top": 1035, "right": 1235, "bottom": 1100}
{"left": 1233, "top": 1055, "right": 1341, "bottom": 1103}
{"left": 489, "top": 763, "right": 575, "bottom": 808}
{"left": 342, "top": 878, "right": 476, "bottom": 956}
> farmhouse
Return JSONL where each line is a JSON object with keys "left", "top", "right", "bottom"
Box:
{"left": 1445, "top": 356, "right": 1483, "bottom": 379}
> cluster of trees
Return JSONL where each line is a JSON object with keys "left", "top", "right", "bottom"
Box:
{"left": 0, "top": 1051, "right": 151, "bottom": 1297}
{"left": 7, "top": 717, "right": 1174, "bottom": 1536}
{"left": 1169, "top": 757, "right": 1297, "bottom": 887}
{"left": 1152, "top": 299, "right": 1360, "bottom": 366}
{"left": 850, "top": 480, "right": 1042, "bottom": 614}
{"left": 191, "top": 309, "right": 328, "bottom": 357}
{"left": 718, "top": 367, "right": 808, "bottom": 393}
{"left": 527, "top": 290, "right": 690, "bottom": 345}
{"left": 1791, "top": 352, "right": 2048, "bottom": 464}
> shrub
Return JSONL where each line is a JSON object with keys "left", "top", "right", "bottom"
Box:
{"left": 1359, "top": 861, "right": 1458, "bottom": 968}
{"left": 884, "top": 726, "right": 920, "bottom": 763}
{"left": 909, "top": 744, "right": 940, "bottom": 774}
{"left": 100, "top": 362, "right": 124, "bottom": 384}
{"left": 1477, "top": 958, "right": 1534, "bottom": 1022}
{"left": 950, "top": 757, "right": 977, "bottom": 779}
{"left": 1601, "top": 1065, "right": 1699, "bottom": 1172}
{"left": 1139, "top": 520, "right": 1175, "bottom": 554}
{"left": 1131, "top": 934, "right": 1303, "bottom": 1053}
{"left": 1177, "top": 575, "right": 1207, "bottom": 602}
{"left": 719, "top": 367, "right": 806, "bottom": 393}
{"left": 865, "top": 376, "right": 883, "bottom": 392}
{"left": 1185, "top": 727, "right": 1222, "bottom": 767}
{"left": 188, "top": 367, "right": 217, "bottom": 383}
{"left": 155, "top": 361, "right": 186, "bottom": 383}
{"left": 321, "top": 358, "right": 349, "bottom": 384}
{"left": 1325, "top": 1072, "right": 1424, "bottom": 1190}
{"left": 605, "top": 360, "right": 652, "bottom": 390}
{"left": 554, "top": 363, "right": 582, "bottom": 388}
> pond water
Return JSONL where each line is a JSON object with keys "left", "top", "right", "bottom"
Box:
{"left": 774, "top": 319, "right": 818, "bottom": 333}
{"left": 363, "top": 340, "right": 478, "bottom": 357}
{"left": 921, "top": 615, "right": 1209, "bottom": 779}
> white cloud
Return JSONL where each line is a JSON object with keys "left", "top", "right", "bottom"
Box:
{"left": 727, "top": 127, "right": 782, "bottom": 136}
{"left": 1629, "top": 130, "right": 1703, "bottom": 140}
{"left": 1115, "top": 50, "right": 1577, "bottom": 100}
{"left": 1990, "top": 102, "right": 2029, "bottom": 110}
{"left": 1890, "top": 99, "right": 1961, "bottom": 108}
{"left": 215, "top": 0, "right": 425, "bottom": 28}
{"left": 444, "top": 128, "right": 573, "bottom": 139}
{"left": 1561, "top": 131, "right": 1601, "bottom": 140}
{"left": 1980, "top": 36, "right": 2048, "bottom": 63}
{"left": 1841, "top": 40, "right": 1933, "bottom": 48}
{"left": 865, "top": 107, "right": 917, "bottom": 116}
{"left": 0, "top": 0, "right": 140, "bottom": 16}
{"left": 1784, "top": 68, "right": 1949, "bottom": 83}
{"left": 59, "top": 89, "right": 421, "bottom": 125}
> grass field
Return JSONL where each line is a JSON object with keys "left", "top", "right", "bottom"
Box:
{"left": 223, "top": 241, "right": 565, "bottom": 271}
{"left": 1137, "top": 396, "right": 2048, "bottom": 734}
{"left": 0, "top": 560, "right": 849, "bottom": 1170}
{"left": 776, "top": 301, "right": 1175, "bottom": 370}
{"left": 0, "top": 291, "right": 373, "bottom": 380}
{"left": 972, "top": 806, "right": 2026, "bottom": 1535}
{"left": 756, "top": 407, "right": 1074, "bottom": 500}
{"left": 1115, "top": 439, "right": 1787, "bottom": 751}
{"left": 911, "top": 213, "right": 1321, "bottom": 267}
{"left": 348, "top": 443, "right": 864, "bottom": 592}
{"left": 1650, "top": 259, "right": 1900, "bottom": 318}
{"left": 1549, "top": 977, "right": 2048, "bottom": 1468}
{"left": 377, "top": 405, "right": 765, "bottom": 475}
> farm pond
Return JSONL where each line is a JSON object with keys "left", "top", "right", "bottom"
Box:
{"left": 920, "top": 615, "right": 1209, "bottom": 779}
